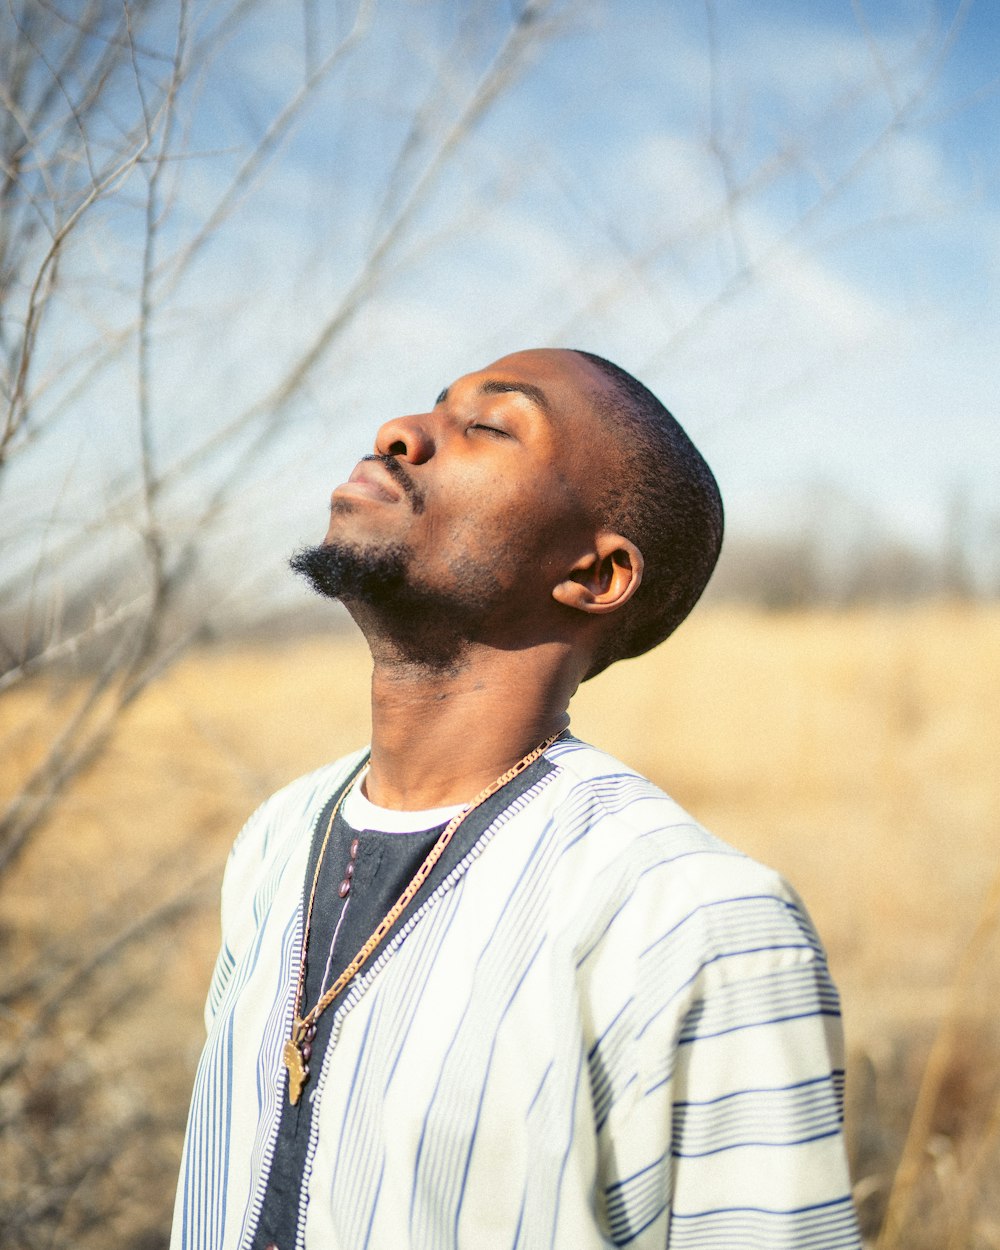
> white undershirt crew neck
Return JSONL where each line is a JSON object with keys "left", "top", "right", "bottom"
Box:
{"left": 340, "top": 769, "right": 466, "bottom": 834}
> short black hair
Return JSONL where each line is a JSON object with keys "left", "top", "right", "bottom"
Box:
{"left": 573, "top": 350, "right": 723, "bottom": 679}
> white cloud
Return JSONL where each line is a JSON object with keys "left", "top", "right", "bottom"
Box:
{"left": 763, "top": 246, "right": 889, "bottom": 341}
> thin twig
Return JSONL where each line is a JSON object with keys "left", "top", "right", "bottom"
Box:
{"left": 877, "top": 866, "right": 1000, "bottom": 1248}
{"left": 1, "top": 136, "right": 153, "bottom": 465}
{"left": 151, "top": 0, "right": 375, "bottom": 297}
{"left": 0, "top": 593, "right": 149, "bottom": 694}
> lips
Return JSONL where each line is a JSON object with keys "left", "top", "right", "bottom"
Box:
{"left": 332, "top": 456, "right": 425, "bottom": 513}
{"left": 333, "top": 458, "right": 405, "bottom": 504}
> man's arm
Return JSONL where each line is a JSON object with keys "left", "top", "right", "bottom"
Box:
{"left": 588, "top": 856, "right": 861, "bottom": 1248}
{"left": 665, "top": 915, "right": 859, "bottom": 1248}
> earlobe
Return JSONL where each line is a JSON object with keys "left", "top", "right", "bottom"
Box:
{"left": 551, "top": 535, "right": 644, "bottom": 616}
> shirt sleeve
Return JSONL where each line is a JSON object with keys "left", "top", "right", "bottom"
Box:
{"left": 202, "top": 800, "right": 272, "bottom": 1034}
{"left": 593, "top": 858, "right": 861, "bottom": 1248}
{"left": 662, "top": 886, "right": 860, "bottom": 1248}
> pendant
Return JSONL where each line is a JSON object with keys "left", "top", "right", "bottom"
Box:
{"left": 283, "top": 1016, "right": 312, "bottom": 1104}
{"left": 283, "top": 1037, "right": 308, "bottom": 1104}
{"left": 283, "top": 1018, "right": 317, "bottom": 1105}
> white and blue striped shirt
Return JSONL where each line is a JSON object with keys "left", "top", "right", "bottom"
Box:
{"left": 172, "top": 735, "right": 860, "bottom": 1249}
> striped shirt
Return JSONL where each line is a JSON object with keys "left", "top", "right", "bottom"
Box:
{"left": 171, "top": 734, "right": 861, "bottom": 1249}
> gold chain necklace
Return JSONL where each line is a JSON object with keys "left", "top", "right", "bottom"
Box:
{"left": 282, "top": 729, "right": 564, "bottom": 1104}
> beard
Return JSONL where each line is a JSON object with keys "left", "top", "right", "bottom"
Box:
{"left": 289, "top": 536, "right": 505, "bottom": 618}
{"left": 289, "top": 537, "right": 510, "bottom": 672}
{"left": 289, "top": 539, "right": 412, "bottom": 603}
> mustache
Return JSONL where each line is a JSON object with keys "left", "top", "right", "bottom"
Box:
{"left": 362, "top": 454, "right": 426, "bottom": 514}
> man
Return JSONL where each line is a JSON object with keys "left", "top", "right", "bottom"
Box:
{"left": 172, "top": 349, "right": 860, "bottom": 1249}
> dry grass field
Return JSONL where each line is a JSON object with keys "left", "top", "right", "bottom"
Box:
{"left": 2, "top": 604, "right": 998, "bottom": 1248}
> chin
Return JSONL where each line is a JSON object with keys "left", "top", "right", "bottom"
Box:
{"left": 289, "top": 540, "right": 412, "bottom": 603}
{"left": 327, "top": 497, "right": 358, "bottom": 522}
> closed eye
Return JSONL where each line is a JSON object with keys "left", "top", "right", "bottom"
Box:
{"left": 469, "top": 422, "right": 511, "bottom": 438}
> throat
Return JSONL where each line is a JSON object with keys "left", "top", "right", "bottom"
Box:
{"left": 364, "top": 654, "right": 572, "bottom": 811}
{"left": 351, "top": 600, "right": 478, "bottom": 678}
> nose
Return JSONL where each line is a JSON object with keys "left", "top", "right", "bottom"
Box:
{"left": 374, "top": 412, "right": 435, "bottom": 463}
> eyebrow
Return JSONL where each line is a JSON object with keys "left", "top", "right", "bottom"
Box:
{"left": 480, "top": 379, "right": 550, "bottom": 411}
{"left": 435, "top": 379, "right": 551, "bottom": 412}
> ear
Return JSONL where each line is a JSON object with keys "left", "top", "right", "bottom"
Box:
{"left": 551, "top": 533, "right": 644, "bottom": 616}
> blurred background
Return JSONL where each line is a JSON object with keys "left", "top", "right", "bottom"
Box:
{"left": 1, "top": 1, "right": 997, "bottom": 1246}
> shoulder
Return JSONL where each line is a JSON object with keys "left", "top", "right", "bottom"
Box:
{"left": 542, "top": 733, "right": 745, "bottom": 872}
{"left": 219, "top": 748, "right": 368, "bottom": 922}
{"left": 542, "top": 734, "right": 823, "bottom": 973}
{"left": 230, "top": 747, "right": 368, "bottom": 857}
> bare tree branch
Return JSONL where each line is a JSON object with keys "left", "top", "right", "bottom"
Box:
{"left": 151, "top": 0, "right": 375, "bottom": 299}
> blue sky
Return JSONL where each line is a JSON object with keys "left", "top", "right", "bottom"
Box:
{"left": 4, "top": 0, "right": 998, "bottom": 615}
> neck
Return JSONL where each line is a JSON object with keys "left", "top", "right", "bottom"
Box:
{"left": 362, "top": 644, "right": 577, "bottom": 810}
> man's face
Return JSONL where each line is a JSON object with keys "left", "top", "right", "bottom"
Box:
{"left": 301, "top": 349, "right": 615, "bottom": 640}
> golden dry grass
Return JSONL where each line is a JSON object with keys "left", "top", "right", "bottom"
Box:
{"left": 2, "top": 603, "right": 998, "bottom": 1247}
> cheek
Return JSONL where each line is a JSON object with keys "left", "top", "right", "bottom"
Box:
{"left": 492, "top": 505, "right": 579, "bottom": 592}
{"left": 430, "top": 473, "right": 583, "bottom": 584}
{"left": 430, "top": 506, "right": 529, "bottom": 593}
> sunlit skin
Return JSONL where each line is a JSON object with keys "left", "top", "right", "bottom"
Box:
{"left": 323, "top": 348, "right": 645, "bottom": 810}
